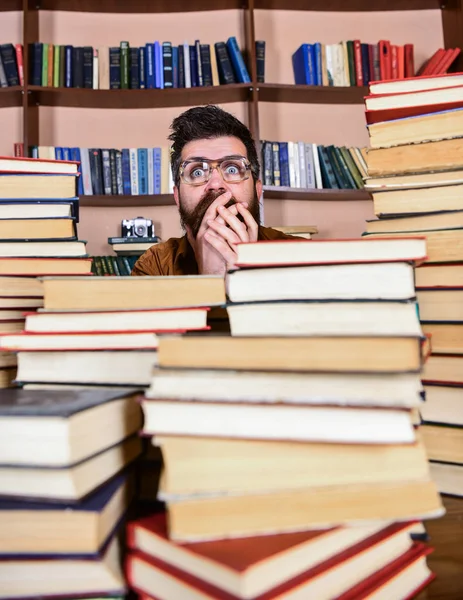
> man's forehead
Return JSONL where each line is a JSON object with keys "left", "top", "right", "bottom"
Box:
{"left": 182, "top": 136, "right": 247, "bottom": 161}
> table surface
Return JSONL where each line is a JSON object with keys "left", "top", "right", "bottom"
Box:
{"left": 416, "top": 496, "right": 463, "bottom": 600}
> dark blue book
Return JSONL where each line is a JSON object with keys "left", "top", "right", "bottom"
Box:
{"left": 115, "top": 149, "right": 123, "bottom": 195}
{"left": 172, "top": 46, "right": 178, "bottom": 88}
{"left": 255, "top": 40, "right": 265, "bottom": 83}
{"left": 29, "top": 43, "right": 42, "bottom": 86}
{"left": 292, "top": 44, "right": 311, "bottom": 85}
{"left": 314, "top": 43, "right": 322, "bottom": 86}
{"left": 72, "top": 46, "right": 84, "bottom": 88}
{"left": 145, "top": 43, "right": 154, "bottom": 89}
{"left": 55, "top": 147, "right": 64, "bottom": 161}
{"left": 200, "top": 44, "right": 212, "bottom": 87}
{"left": 89, "top": 148, "right": 103, "bottom": 195}
{"left": 0, "top": 44, "right": 19, "bottom": 86}
{"left": 64, "top": 45, "right": 73, "bottom": 87}
{"left": 129, "top": 47, "right": 139, "bottom": 89}
{"left": 177, "top": 44, "right": 185, "bottom": 88}
{"left": 307, "top": 44, "right": 316, "bottom": 86}
{"left": 153, "top": 147, "right": 161, "bottom": 194}
{"left": 318, "top": 145, "right": 339, "bottom": 189}
{"left": 226, "top": 36, "right": 250, "bottom": 83}
{"left": 278, "top": 142, "right": 290, "bottom": 187}
{"left": 154, "top": 41, "right": 163, "bottom": 89}
{"left": 162, "top": 42, "right": 173, "bottom": 88}
{"left": 138, "top": 46, "right": 146, "bottom": 89}
{"left": 70, "top": 147, "right": 84, "bottom": 197}
{"left": 214, "top": 42, "right": 236, "bottom": 84}
{"left": 137, "top": 148, "right": 148, "bottom": 195}
{"left": 361, "top": 43, "right": 370, "bottom": 86}
{"left": 121, "top": 148, "right": 131, "bottom": 195}
{"left": 82, "top": 46, "right": 93, "bottom": 88}
{"left": 189, "top": 45, "right": 198, "bottom": 87}
{"left": 109, "top": 47, "right": 121, "bottom": 89}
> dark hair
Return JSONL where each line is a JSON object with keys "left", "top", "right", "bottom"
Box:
{"left": 168, "top": 105, "right": 260, "bottom": 186}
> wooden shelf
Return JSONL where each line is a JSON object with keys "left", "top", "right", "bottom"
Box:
{"left": 79, "top": 194, "right": 175, "bottom": 207}
{"left": 263, "top": 186, "right": 372, "bottom": 201}
{"left": 37, "top": 0, "right": 245, "bottom": 12}
{"left": 258, "top": 84, "right": 368, "bottom": 104}
{"left": 0, "top": 86, "right": 22, "bottom": 108}
{"left": 28, "top": 84, "right": 251, "bottom": 109}
{"left": 254, "top": 0, "right": 441, "bottom": 9}
{"left": 0, "top": 0, "right": 22, "bottom": 10}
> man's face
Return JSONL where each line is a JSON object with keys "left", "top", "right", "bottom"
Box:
{"left": 174, "top": 136, "right": 262, "bottom": 238}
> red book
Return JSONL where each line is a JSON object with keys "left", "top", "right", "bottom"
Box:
{"left": 353, "top": 39, "right": 363, "bottom": 85}
{"left": 126, "top": 522, "right": 416, "bottom": 600}
{"left": 365, "top": 99, "right": 463, "bottom": 124}
{"left": 13, "top": 142, "right": 24, "bottom": 157}
{"left": 379, "top": 40, "right": 392, "bottom": 80}
{"left": 421, "top": 48, "right": 446, "bottom": 75}
{"left": 0, "top": 155, "right": 78, "bottom": 174}
{"left": 434, "top": 47, "right": 461, "bottom": 74}
{"left": 14, "top": 44, "right": 23, "bottom": 86}
{"left": 391, "top": 45, "right": 399, "bottom": 79}
{"left": 397, "top": 45, "right": 405, "bottom": 79}
{"left": 404, "top": 44, "right": 415, "bottom": 77}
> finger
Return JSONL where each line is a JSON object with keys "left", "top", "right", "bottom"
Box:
{"left": 236, "top": 203, "right": 259, "bottom": 241}
{"left": 217, "top": 205, "right": 249, "bottom": 242}
{"left": 207, "top": 218, "right": 241, "bottom": 246}
{"left": 215, "top": 202, "right": 239, "bottom": 226}
{"left": 197, "top": 191, "right": 233, "bottom": 236}
{"left": 204, "top": 230, "right": 237, "bottom": 265}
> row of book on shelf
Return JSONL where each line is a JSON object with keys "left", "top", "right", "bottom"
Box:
{"left": 262, "top": 141, "right": 367, "bottom": 190}
{"left": 292, "top": 41, "right": 460, "bottom": 87}
{"left": 28, "top": 38, "right": 264, "bottom": 90}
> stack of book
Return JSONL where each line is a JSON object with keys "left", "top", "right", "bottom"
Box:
{"left": 0, "top": 275, "right": 225, "bottom": 389}
{"left": 0, "top": 155, "right": 89, "bottom": 386}
{"left": 29, "top": 36, "right": 256, "bottom": 89}
{"left": 126, "top": 237, "right": 444, "bottom": 599}
{"left": 363, "top": 71, "right": 463, "bottom": 498}
{"left": 0, "top": 386, "right": 143, "bottom": 598}
{"left": 261, "top": 141, "right": 366, "bottom": 189}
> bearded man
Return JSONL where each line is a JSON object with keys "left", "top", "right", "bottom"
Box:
{"left": 131, "top": 105, "right": 294, "bottom": 277}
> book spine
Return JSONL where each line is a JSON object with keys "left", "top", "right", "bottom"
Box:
{"left": 93, "top": 48, "right": 99, "bottom": 89}
{"left": 304, "top": 143, "right": 315, "bottom": 189}
{"left": 53, "top": 44, "right": 60, "bottom": 87}
{"left": 172, "top": 46, "right": 179, "bottom": 87}
{"left": 139, "top": 46, "right": 146, "bottom": 89}
{"left": 47, "top": 43, "right": 53, "bottom": 87}
{"left": 214, "top": 42, "right": 236, "bottom": 84}
{"left": 59, "top": 45, "right": 65, "bottom": 87}
{"left": 0, "top": 44, "right": 19, "bottom": 87}
{"left": 195, "top": 40, "right": 203, "bottom": 86}
{"left": 318, "top": 146, "right": 338, "bottom": 189}
{"left": 109, "top": 47, "right": 121, "bottom": 89}
{"left": 372, "top": 44, "right": 381, "bottom": 82}
{"left": 287, "top": 141, "right": 296, "bottom": 187}
{"left": 41, "top": 43, "right": 49, "bottom": 86}
{"left": 312, "top": 143, "right": 323, "bottom": 189}
{"left": 226, "top": 36, "right": 250, "bottom": 83}
{"left": 83, "top": 46, "right": 93, "bottom": 88}
{"left": 62, "top": 147, "right": 71, "bottom": 161}
{"left": 153, "top": 147, "right": 162, "bottom": 194}
{"left": 183, "top": 42, "right": 191, "bottom": 87}
{"left": 109, "top": 149, "right": 118, "bottom": 195}
{"left": 210, "top": 43, "right": 220, "bottom": 85}
{"left": 353, "top": 40, "right": 362, "bottom": 85}
{"left": 271, "top": 142, "right": 280, "bottom": 187}
{"left": 65, "top": 45, "right": 72, "bottom": 87}
{"left": 327, "top": 145, "right": 350, "bottom": 189}
{"left": 278, "top": 142, "right": 290, "bottom": 187}
{"left": 71, "top": 147, "right": 84, "bottom": 196}
{"left": 89, "top": 148, "right": 104, "bottom": 195}
{"left": 154, "top": 41, "right": 162, "bottom": 89}
{"left": 325, "top": 45, "right": 334, "bottom": 86}
{"left": 128, "top": 47, "right": 139, "bottom": 89}
{"left": 121, "top": 148, "right": 131, "bottom": 194}
{"left": 115, "top": 150, "right": 124, "bottom": 195}
{"left": 178, "top": 44, "right": 185, "bottom": 88}
{"left": 55, "top": 146, "right": 63, "bottom": 160}
{"left": 80, "top": 148, "right": 93, "bottom": 195}
{"left": 391, "top": 45, "right": 398, "bottom": 79}
{"left": 314, "top": 42, "right": 322, "bottom": 86}
{"left": 30, "top": 43, "right": 42, "bottom": 86}
{"left": 298, "top": 140, "right": 307, "bottom": 189}
{"left": 145, "top": 43, "right": 154, "bottom": 88}
{"left": 189, "top": 45, "right": 198, "bottom": 87}
{"left": 162, "top": 42, "right": 173, "bottom": 88}
{"left": 404, "top": 44, "right": 414, "bottom": 78}
{"left": 262, "top": 141, "right": 273, "bottom": 186}
{"left": 14, "top": 142, "right": 24, "bottom": 156}
{"left": 335, "top": 146, "right": 356, "bottom": 189}
{"left": 14, "top": 44, "right": 24, "bottom": 86}
{"left": 397, "top": 45, "right": 405, "bottom": 79}
{"left": 0, "top": 53, "right": 9, "bottom": 87}
{"left": 138, "top": 148, "right": 148, "bottom": 195}
{"left": 379, "top": 40, "right": 392, "bottom": 80}
{"left": 129, "top": 148, "right": 139, "bottom": 195}
{"left": 73, "top": 47, "right": 84, "bottom": 88}
{"left": 292, "top": 142, "right": 300, "bottom": 187}
{"left": 346, "top": 41, "right": 355, "bottom": 86}
{"left": 255, "top": 40, "right": 265, "bottom": 83}
{"left": 147, "top": 148, "right": 154, "bottom": 194}
{"left": 120, "top": 41, "right": 129, "bottom": 89}
{"left": 367, "top": 44, "right": 375, "bottom": 82}
{"left": 200, "top": 44, "right": 212, "bottom": 87}
{"left": 360, "top": 43, "right": 370, "bottom": 86}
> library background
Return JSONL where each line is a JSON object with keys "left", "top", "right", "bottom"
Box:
{"left": 0, "top": 1, "right": 462, "bottom": 599}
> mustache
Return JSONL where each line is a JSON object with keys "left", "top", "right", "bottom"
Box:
{"left": 181, "top": 190, "right": 239, "bottom": 239}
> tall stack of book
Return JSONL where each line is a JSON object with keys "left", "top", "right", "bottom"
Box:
{"left": 0, "top": 386, "right": 142, "bottom": 598}
{"left": 0, "top": 155, "right": 90, "bottom": 386}
{"left": 362, "top": 71, "right": 463, "bottom": 498}
{"left": 126, "top": 238, "right": 444, "bottom": 599}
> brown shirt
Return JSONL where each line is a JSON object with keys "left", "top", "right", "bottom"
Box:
{"left": 131, "top": 226, "right": 296, "bottom": 276}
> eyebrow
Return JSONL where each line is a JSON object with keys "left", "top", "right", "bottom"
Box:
{"left": 182, "top": 154, "right": 247, "bottom": 163}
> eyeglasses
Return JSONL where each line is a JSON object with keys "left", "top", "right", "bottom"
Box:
{"left": 179, "top": 156, "right": 252, "bottom": 186}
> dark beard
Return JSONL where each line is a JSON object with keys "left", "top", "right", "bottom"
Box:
{"left": 179, "top": 189, "right": 261, "bottom": 239}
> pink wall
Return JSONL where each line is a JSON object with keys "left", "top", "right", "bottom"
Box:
{"left": 0, "top": 9, "right": 444, "bottom": 253}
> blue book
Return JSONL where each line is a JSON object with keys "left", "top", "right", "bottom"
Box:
{"left": 30, "top": 43, "right": 43, "bottom": 86}
{"left": 145, "top": 43, "right": 154, "bottom": 89}
{"left": 154, "top": 42, "right": 163, "bottom": 89}
{"left": 121, "top": 149, "right": 131, "bottom": 195}
{"left": 313, "top": 43, "right": 322, "bottom": 86}
{"left": 64, "top": 45, "right": 73, "bottom": 88}
{"left": 139, "top": 47, "right": 146, "bottom": 89}
{"left": 226, "top": 36, "right": 251, "bottom": 83}
{"left": 153, "top": 148, "right": 161, "bottom": 194}
{"left": 278, "top": 142, "right": 290, "bottom": 187}
{"left": 71, "top": 147, "right": 84, "bottom": 196}
{"left": 307, "top": 44, "right": 316, "bottom": 86}
{"left": 109, "top": 47, "right": 121, "bottom": 89}
{"left": 172, "top": 46, "right": 179, "bottom": 88}
{"left": 55, "top": 147, "right": 64, "bottom": 161}
{"left": 189, "top": 45, "right": 198, "bottom": 87}
{"left": 137, "top": 148, "right": 148, "bottom": 195}
{"left": 361, "top": 43, "right": 370, "bottom": 86}
{"left": 292, "top": 44, "right": 311, "bottom": 85}
{"left": 62, "top": 147, "right": 71, "bottom": 161}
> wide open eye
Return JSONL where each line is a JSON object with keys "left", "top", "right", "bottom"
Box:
{"left": 184, "top": 162, "right": 209, "bottom": 182}
{"left": 222, "top": 160, "right": 247, "bottom": 181}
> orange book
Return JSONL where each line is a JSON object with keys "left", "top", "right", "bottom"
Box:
{"left": 420, "top": 48, "right": 445, "bottom": 75}
{"left": 397, "top": 45, "right": 405, "bottom": 79}
{"left": 404, "top": 44, "right": 415, "bottom": 77}
{"left": 434, "top": 48, "right": 461, "bottom": 74}
{"left": 47, "top": 43, "right": 54, "bottom": 86}
{"left": 391, "top": 45, "right": 399, "bottom": 79}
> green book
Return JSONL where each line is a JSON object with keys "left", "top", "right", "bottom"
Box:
{"left": 53, "top": 45, "right": 60, "bottom": 87}
{"left": 346, "top": 41, "right": 356, "bottom": 87}
{"left": 120, "top": 41, "right": 129, "bottom": 89}
{"left": 59, "top": 45, "right": 65, "bottom": 87}
{"left": 42, "top": 43, "right": 49, "bottom": 87}
{"left": 340, "top": 146, "right": 364, "bottom": 189}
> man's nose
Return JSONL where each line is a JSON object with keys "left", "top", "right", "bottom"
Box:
{"left": 205, "top": 166, "right": 228, "bottom": 191}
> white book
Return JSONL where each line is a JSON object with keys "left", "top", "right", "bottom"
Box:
{"left": 298, "top": 141, "right": 307, "bottom": 189}
{"left": 325, "top": 45, "right": 335, "bottom": 86}
{"left": 333, "top": 44, "right": 345, "bottom": 86}
{"left": 312, "top": 143, "right": 323, "bottom": 189}
{"left": 293, "top": 141, "right": 301, "bottom": 188}
{"left": 129, "top": 148, "right": 139, "bottom": 195}
{"left": 92, "top": 49, "right": 99, "bottom": 89}
{"left": 341, "top": 41, "right": 350, "bottom": 86}
{"left": 80, "top": 148, "right": 93, "bottom": 195}
{"left": 183, "top": 42, "right": 191, "bottom": 88}
{"left": 304, "top": 143, "right": 316, "bottom": 189}
{"left": 98, "top": 46, "right": 109, "bottom": 90}
{"left": 147, "top": 148, "right": 154, "bottom": 194}
{"left": 287, "top": 142, "right": 296, "bottom": 188}
{"left": 168, "top": 158, "right": 174, "bottom": 193}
